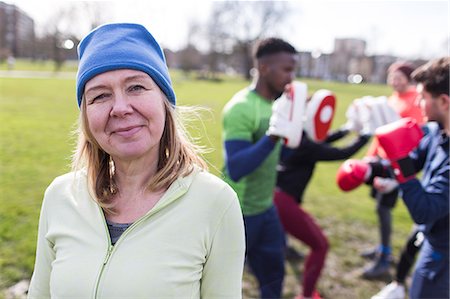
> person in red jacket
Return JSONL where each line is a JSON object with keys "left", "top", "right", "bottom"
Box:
{"left": 361, "top": 61, "right": 425, "bottom": 279}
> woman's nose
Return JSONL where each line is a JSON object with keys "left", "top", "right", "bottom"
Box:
{"left": 110, "top": 93, "right": 133, "bottom": 117}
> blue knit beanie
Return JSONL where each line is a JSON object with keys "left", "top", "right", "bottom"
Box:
{"left": 76, "top": 23, "right": 176, "bottom": 107}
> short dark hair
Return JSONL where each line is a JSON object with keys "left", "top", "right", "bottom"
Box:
{"left": 412, "top": 57, "right": 449, "bottom": 98}
{"left": 254, "top": 37, "right": 297, "bottom": 59}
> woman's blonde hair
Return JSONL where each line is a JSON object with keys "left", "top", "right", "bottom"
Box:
{"left": 72, "top": 95, "right": 208, "bottom": 213}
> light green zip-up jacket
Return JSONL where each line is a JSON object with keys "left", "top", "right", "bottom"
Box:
{"left": 28, "top": 168, "right": 245, "bottom": 299}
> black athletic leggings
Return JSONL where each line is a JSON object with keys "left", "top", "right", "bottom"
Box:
{"left": 373, "top": 186, "right": 398, "bottom": 250}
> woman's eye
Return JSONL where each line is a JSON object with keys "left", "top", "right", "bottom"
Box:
{"left": 88, "top": 93, "right": 109, "bottom": 104}
{"left": 129, "top": 85, "right": 147, "bottom": 92}
{"left": 94, "top": 93, "right": 109, "bottom": 101}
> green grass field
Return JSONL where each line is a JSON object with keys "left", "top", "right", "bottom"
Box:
{"left": 0, "top": 59, "right": 78, "bottom": 72}
{"left": 0, "top": 70, "right": 414, "bottom": 298}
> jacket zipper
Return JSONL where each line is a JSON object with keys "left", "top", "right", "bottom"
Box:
{"left": 92, "top": 185, "right": 186, "bottom": 298}
{"left": 93, "top": 213, "right": 114, "bottom": 299}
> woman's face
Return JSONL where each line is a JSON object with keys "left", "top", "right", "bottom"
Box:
{"left": 387, "top": 70, "right": 409, "bottom": 93}
{"left": 83, "top": 69, "right": 166, "bottom": 162}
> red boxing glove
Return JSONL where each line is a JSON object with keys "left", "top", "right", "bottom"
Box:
{"left": 336, "top": 159, "right": 371, "bottom": 191}
{"left": 375, "top": 117, "right": 423, "bottom": 183}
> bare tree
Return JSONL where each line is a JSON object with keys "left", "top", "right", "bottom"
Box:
{"left": 178, "top": 20, "right": 204, "bottom": 76}
{"left": 79, "top": 2, "right": 111, "bottom": 30}
{"left": 39, "top": 6, "right": 74, "bottom": 71}
{"left": 37, "top": 2, "right": 111, "bottom": 70}
{"left": 206, "top": 1, "right": 291, "bottom": 79}
{"left": 205, "top": 5, "right": 233, "bottom": 80}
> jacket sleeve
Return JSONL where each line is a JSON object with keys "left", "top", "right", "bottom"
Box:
{"left": 324, "top": 128, "right": 349, "bottom": 143}
{"left": 400, "top": 168, "right": 449, "bottom": 225}
{"left": 408, "top": 132, "right": 430, "bottom": 173}
{"left": 28, "top": 194, "right": 56, "bottom": 298}
{"left": 313, "top": 134, "right": 370, "bottom": 161}
{"left": 399, "top": 125, "right": 449, "bottom": 225}
{"left": 201, "top": 187, "right": 245, "bottom": 298}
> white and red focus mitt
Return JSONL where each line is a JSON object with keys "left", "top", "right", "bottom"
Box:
{"left": 267, "top": 81, "right": 307, "bottom": 148}
{"left": 304, "top": 89, "right": 336, "bottom": 142}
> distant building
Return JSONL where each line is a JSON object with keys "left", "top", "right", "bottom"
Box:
{"left": 370, "top": 55, "right": 398, "bottom": 83}
{"left": 295, "top": 37, "right": 428, "bottom": 84}
{"left": 347, "top": 55, "right": 373, "bottom": 82}
{"left": 297, "top": 51, "right": 332, "bottom": 80}
{"left": 330, "top": 38, "right": 367, "bottom": 81}
{"left": 297, "top": 51, "right": 313, "bottom": 78}
{"left": 311, "top": 52, "right": 333, "bottom": 80}
{"left": 334, "top": 38, "right": 367, "bottom": 56}
{"left": 0, "top": 1, "right": 35, "bottom": 59}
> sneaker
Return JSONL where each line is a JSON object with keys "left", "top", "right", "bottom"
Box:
{"left": 361, "top": 248, "right": 395, "bottom": 264}
{"left": 285, "top": 245, "right": 304, "bottom": 261}
{"left": 294, "top": 291, "right": 323, "bottom": 299}
{"left": 361, "top": 247, "right": 379, "bottom": 260}
{"left": 312, "top": 291, "right": 323, "bottom": 299}
{"left": 371, "top": 281, "right": 406, "bottom": 299}
{"left": 362, "top": 258, "right": 391, "bottom": 279}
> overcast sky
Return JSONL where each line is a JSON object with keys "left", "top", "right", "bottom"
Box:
{"left": 6, "top": 0, "right": 449, "bottom": 60}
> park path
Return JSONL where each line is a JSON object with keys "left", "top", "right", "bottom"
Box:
{"left": 0, "top": 70, "right": 76, "bottom": 79}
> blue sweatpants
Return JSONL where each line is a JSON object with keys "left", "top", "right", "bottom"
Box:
{"left": 410, "top": 240, "right": 449, "bottom": 299}
{"left": 244, "top": 205, "right": 285, "bottom": 298}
